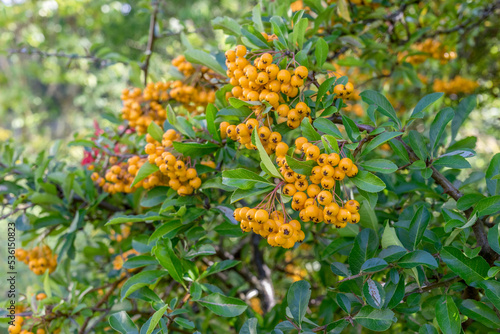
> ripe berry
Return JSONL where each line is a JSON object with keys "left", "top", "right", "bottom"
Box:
{"left": 350, "top": 212, "right": 361, "bottom": 224}
{"left": 260, "top": 53, "right": 273, "bottom": 65}
{"left": 321, "top": 165, "right": 334, "bottom": 177}
{"left": 317, "top": 191, "right": 333, "bottom": 205}
{"left": 337, "top": 208, "right": 352, "bottom": 222}
{"left": 277, "top": 70, "right": 291, "bottom": 84}
{"left": 306, "top": 145, "right": 320, "bottom": 160}
{"left": 345, "top": 200, "right": 361, "bottom": 213}
{"left": 235, "top": 45, "right": 247, "bottom": 57}
{"left": 321, "top": 176, "right": 335, "bottom": 189}
{"left": 246, "top": 208, "right": 256, "bottom": 221}
{"left": 346, "top": 164, "right": 358, "bottom": 177}
{"left": 275, "top": 142, "right": 289, "bottom": 156}
{"left": 339, "top": 158, "right": 353, "bottom": 172}
{"left": 327, "top": 153, "right": 340, "bottom": 166}
{"left": 255, "top": 209, "right": 270, "bottom": 223}
{"left": 295, "top": 66, "right": 308, "bottom": 79}
{"left": 280, "top": 224, "right": 293, "bottom": 239}
{"left": 306, "top": 184, "right": 321, "bottom": 198}
{"left": 333, "top": 167, "right": 346, "bottom": 181}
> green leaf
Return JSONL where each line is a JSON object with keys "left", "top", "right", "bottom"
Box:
{"left": 109, "top": 311, "right": 139, "bottom": 334}
{"left": 131, "top": 161, "right": 159, "bottom": 187}
{"left": 240, "top": 318, "right": 258, "bottom": 334}
{"left": 147, "top": 121, "right": 164, "bottom": 143}
{"left": 408, "top": 205, "right": 430, "bottom": 251}
{"left": 146, "top": 304, "right": 169, "bottom": 334}
{"left": 123, "top": 255, "right": 158, "bottom": 269}
{"left": 433, "top": 155, "right": 471, "bottom": 169}
{"left": 487, "top": 224, "right": 500, "bottom": 255}
{"left": 349, "top": 228, "right": 378, "bottom": 274}
{"left": 286, "top": 155, "right": 316, "bottom": 175}
{"left": 107, "top": 212, "right": 169, "bottom": 225}
{"left": 358, "top": 197, "right": 379, "bottom": 237}
{"left": 351, "top": 171, "right": 386, "bottom": 193}
{"left": 456, "top": 193, "right": 485, "bottom": 211}
{"left": 200, "top": 260, "right": 241, "bottom": 279}
{"left": 440, "top": 246, "right": 489, "bottom": 286}
{"left": 361, "top": 132, "right": 403, "bottom": 156}
{"left": 241, "top": 26, "right": 269, "bottom": 49}
{"left": 325, "top": 319, "right": 349, "bottom": 333}
{"left": 292, "top": 18, "right": 308, "bottom": 50}
{"left": 316, "top": 77, "right": 336, "bottom": 104}
{"left": 211, "top": 16, "right": 241, "bottom": 35}
{"left": 363, "top": 279, "right": 386, "bottom": 309}
{"left": 389, "top": 139, "right": 410, "bottom": 163}
{"left": 314, "top": 118, "right": 343, "bottom": 139}
{"left": 411, "top": 93, "right": 444, "bottom": 119}
{"left": 155, "top": 239, "right": 186, "bottom": 289}
{"left": 198, "top": 293, "right": 247, "bottom": 317}
{"left": 337, "top": 0, "right": 352, "bottom": 22}
{"left": 474, "top": 195, "right": 500, "bottom": 217}
{"left": 322, "top": 135, "right": 340, "bottom": 154}
{"left": 408, "top": 130, "right": 428, "bottom": 161}
{"left": 360, "top": 159, "right": 398, "bottom": 174}
{"left": 360, "top": 90, "right": 400, "bottom": 128}
{"left": 379, "top": 246, "right": 407, "bottom": 263}
{"left": 381, "top": 226, "right": 405, "bottom": 250}
{"left": 479, "top": 280, "right": 500, "bottom": 310}
{"left": 206, "top": 104, "right": 221, "bottom": 142}
{"left": 341, "top": 115, "right": 360, "bottom": 142}
{"left": 435, "top": 296, "right": 460, "bottom": 334}
{"left": 174, "top": 317, "right": 195, "bottom": 329}
{"left": 252, "top": 4, "right": 264, "bottom": 31}
{"left": 419, "top": 324, "right": 439, "bottom": 334}
{"left": 252, "top": 128, "right": 282, "bottom": 179}
{"left": 184, "top": 49, "right": 225, "bottom": 76}
{"left": 430, "top": 107, "right": 454, "bottom": 153}
{"left": 315, "top": 38, "right": 328, "bottom": 68}
{"left": 287, "top": 280, "right": 311, "bottom": 326}
{"left": 121, "top": 270, "right": 167, "bottom": 300}
{"left": 451, "top": 95, "right": 476, "bottom": 141}
{"left": 361, "top": 258, "right": 388, "bottom": 273}
{"left": 231, "top": 186, "right": 274, "bottom": 203}
{"left": 222, "top": 168, "right": 273, "bottom": 190}
{"left": 173, "top": 142, "right": 219, "bottom": 158}
{"left": 458, "top": 299, "right": 500, "bottom": 329}
{"left": 336, "top": 293, "right": 351, "bottom": 313}
{"left": 486, "top": 153, "right": 500, "bottom": 196}
{"left": 398, "top": 250, "right": 438, "bottom": 269}
{"left": 301, "top": 117, "right": 322, "bottom": 141}
{"left": 354, "top": 306, "right": 395, "bottom": 332}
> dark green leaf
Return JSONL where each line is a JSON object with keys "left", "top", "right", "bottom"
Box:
{"left": 354, "top": 306, "right": 395, "bottom": 332}
{"left": 360, "top": 90, "right": 400, "bottom": 128}
{"left": 398, "top": 250, "right": 438, "bottom": 269}
{"left": 458, "top": 299, "right": 500, "bottom": 329}
{"left": 287, "top": 280, "right": 311, "bottom": 326}
{"left": 206, "top": 103, "right": 221, "bottom": 142}
{"left": 411, "top": 93, "right": 444, "bottom": 119}
{"left": 173, "top": 142, "right": 219, "bottom": 158}
{"left": 301, "top": 118, "right": 322, "bottom": 141}
{"left": 430, "top": 107, "right": 454, "bottom": 153}
{"left": 185, "top": 49, "right": 225, "bottom": 76}
{"left": 315, "top": 38, "right": 328, "bottom": 68}
{"left": 435, "top": 296, "right": 460, "bottom": 334}
{"left": 451, "top": 95, "right": 476, "bottom": 141}
{"left": 349, "top": 228, "right": 378, "bottom": 274}
{"left": 198, "top": 293, "right": 247, "bottom": 317}
{"left": 361, "top": 258, "right": 388, "bottom": 273}
{"left": 155, "top": 239, "right": 186, "bottom": 288}
{"left": 314, "top": 118, "right": 344, "bottom": 139}
{"left": 479, "top": 280, "right": 500, "bottom": 310}
{"left": 408, "top": 130, "right": 428, "bottom": 161}
{"left": 121, "top": 270, "right": 167, "bottom": 300}
{"left": 433, "top": 155, "right": 471, "bottom": 169}
{"left": 341, "top": 115, "right": 360, "bottom": 142}
{"left": 147, "top": 121, "right": 164, "bottom": 143}
{"left": 222, "top": 168, "right": 273, "bottom": 190}
{"left": 361, "top": 132, "right": 403, "bottom": 156}
{"left": 408, "top": 205, "right": 430, "bottom": 251}
{"left": 109, "top": 311, "right": 139, "bottom": 334}
{"left": 351, "top": 171, "right": 386, "bottom": 193}
{"left": 200, "top": 260, "right": 241, "bottom": 279}
{"left": 286, "top": 155, "right": 316, "bottom": 175}
{"left": 360, "top": 159, "right": 398, "bottom": 174}
{"left": 440, "top": 246, "right": 489, "bottom": 286}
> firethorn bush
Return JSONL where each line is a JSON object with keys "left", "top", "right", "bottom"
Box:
{"left": 1, "top": 1, "right": 500, "bottom": 334}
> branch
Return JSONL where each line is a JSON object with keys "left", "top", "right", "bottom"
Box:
{"left": 6, "top": 48, "right": 126, "bottom": 67}
{"left": 142, "top": 1, "right": 160, "bottom": 86}
{"left": 251, "top": 234, "right": 276, "bottom": 312}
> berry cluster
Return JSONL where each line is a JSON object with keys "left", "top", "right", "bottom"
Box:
{"left": 401, "top": 39, "right": 457, "bottom": 65}
{"left": 15, "top": 246, "right": 57, "bottom": 275}
{"left": 220, "top": 119, "right": 287, "bottom": 154}
{"left": 433, "top": 76, "right": 478, "bottom": 95}
{"left": 121, "top": 57, "right": 219, "bottom": 134}
{"left": 8, "top": 316, "right": 46, "bottom": 334}
{"left": 113, "top": 249, "right": 139, "bottom": 271}
{"left": 234, "top": 208, "right": 305, "bottom": 249}
{"left": 145, "top": 131, "right": 203, "bottom": 196}
{"left": 110, "top": 223, "right": 132, "bottom": 242}
{"left": 279, "top": 137, "right": 360, "bottom": 227}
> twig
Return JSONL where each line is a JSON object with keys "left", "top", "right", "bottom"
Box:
{"left": 142, "top": 0, "right": 160, "bottom": 86}
{"left": 6, "top": 48, "right": 126, "bottom": 67}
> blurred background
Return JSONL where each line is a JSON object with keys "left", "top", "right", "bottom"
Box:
{"left": 0, "top": 0, "right": 499, "bottom": 166}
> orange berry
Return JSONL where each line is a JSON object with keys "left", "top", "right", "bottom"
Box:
{"left": 295, "top": 66, "right": 308, "bottom": 80}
